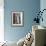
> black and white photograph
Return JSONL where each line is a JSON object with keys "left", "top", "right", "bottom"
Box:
{"left": 12, "top": 11, "right": 23, "bottom": 26}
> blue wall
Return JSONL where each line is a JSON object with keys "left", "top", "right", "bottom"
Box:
{"left": 40, "top": 0, "right": 46, "bottom": 27}
{"left": 4, "top": 0, "right": 40, "bottom": 42}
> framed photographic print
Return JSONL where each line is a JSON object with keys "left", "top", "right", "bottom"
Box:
{"left": 12, "top": 11, "right": 24, "bottom": 26}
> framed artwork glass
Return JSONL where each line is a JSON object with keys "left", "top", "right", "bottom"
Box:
{"left": 12, "top": 11, "right": 24, "bottom": 26}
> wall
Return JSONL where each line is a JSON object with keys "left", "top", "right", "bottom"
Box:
{"left": 0, "top": 0, "right": 4, "bottom": 42}
{"left": 4, "top": 0, "right": 40, "bottom": 42}
{"left": 40, "top": 0, "right": 46, "bottom": 27}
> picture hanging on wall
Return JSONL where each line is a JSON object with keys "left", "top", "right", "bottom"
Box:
{"left": 12, "top": 11, "right": 24, "bottom": 26}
